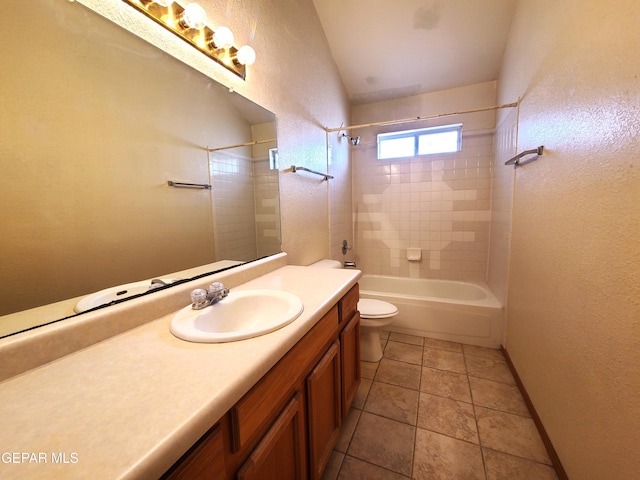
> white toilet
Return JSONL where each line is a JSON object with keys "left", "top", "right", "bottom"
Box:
{"left": 309, "top": 260, "right": 398, "bottom": 362}
{"left": 357, "top": 298, "right": 398, "bottom": 362}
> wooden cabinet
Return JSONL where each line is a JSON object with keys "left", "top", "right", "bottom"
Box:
{"left": 306, "top": 341, "right": 341, "bottom": 480}
{"left": 164, "top": 284, "right": 360, "bottom": 480}
{"left": 162, "top": 424, "right": 225, "bottom": 480}
{"left": 236, "top": 393, "right": 307, "bottom": 480}
{"left": 340, "top": 312, "right": 361, "bottom": 418}
{"left": 229, "top": 307, "right": 339, "bottom": 454}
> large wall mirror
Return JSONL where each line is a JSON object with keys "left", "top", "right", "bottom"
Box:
{"left": 0, "top": 0, "right": 281, "bottom": 337}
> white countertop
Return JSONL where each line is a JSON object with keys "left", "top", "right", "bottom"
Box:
{"left": 0, "top": 265, "right": 360, "bottom": 480}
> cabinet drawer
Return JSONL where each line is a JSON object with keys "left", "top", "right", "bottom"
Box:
{"left": 229, "top": 306, "right": 339, "bottom": 452}
{"left": 339, "top": 284, "right": 359, "bottom": 324}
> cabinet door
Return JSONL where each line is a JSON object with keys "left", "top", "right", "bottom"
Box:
{"left": 340, "top": 313, "right": 361, "bottom": 418}
{"left": 236, "top": 392, "right": 307, "bottom": 480}
{"left": 306, "top": 341, "right": 342, "bottom": 480}
{"left": 162, "top": 424, "right": 225, "bottom": 480}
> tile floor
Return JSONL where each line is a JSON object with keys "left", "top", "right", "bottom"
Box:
{"left": 322, "top": 331, "right": 559, "bottom": 480}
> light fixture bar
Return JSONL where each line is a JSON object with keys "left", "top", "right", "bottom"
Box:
{"left": 122, "top": 0, "right": 247, "bottom": 79}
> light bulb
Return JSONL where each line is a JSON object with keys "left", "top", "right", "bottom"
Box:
{"left": 154, "top": 0, "right": 175, "bottom": 6}
{"left": 236, "top": 45, "right": 256, "bottom": 65}
{"left": 181, "top": 3, "right": 207, "bottom": 30}
{"left": 213, "top": 26, "right": 234, "bottom": 49}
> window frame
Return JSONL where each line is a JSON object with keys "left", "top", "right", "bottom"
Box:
{"left": 377, "top": 123, "right": 463, "bottom": 160}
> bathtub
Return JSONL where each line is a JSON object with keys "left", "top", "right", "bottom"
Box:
{"left": 358, "top": 275, "right": 504, "bottom": 348}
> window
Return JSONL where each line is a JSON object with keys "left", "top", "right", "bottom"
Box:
{"left": 377, "top": 124, "right": 462, "bottom": 160}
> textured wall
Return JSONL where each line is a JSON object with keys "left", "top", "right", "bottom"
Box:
{"left": 351, "top": 82, "right": 497, "bottom": 280}
{"left": 79, "top": 0, "right": 350, "bottom": 267}
{"left": 496, "top": 0, "right": 640, "bottom": 477}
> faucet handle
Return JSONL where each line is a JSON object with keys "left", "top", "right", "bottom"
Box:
{"left": 208, "top": 282, "right": 226, "bottom": 294}
{"left": 208, "top": 282, "right": 229, "bottom": 301}
{"left": 190, "top": 288, "right": 209, "bottom": 309}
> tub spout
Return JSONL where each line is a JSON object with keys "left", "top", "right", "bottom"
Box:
{"left": 344, "top": 261, "right": 357, "bottom": 268}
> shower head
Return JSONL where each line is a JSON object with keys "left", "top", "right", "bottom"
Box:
{"left": 341, "top": 133, "right": 361, "bottom": 146}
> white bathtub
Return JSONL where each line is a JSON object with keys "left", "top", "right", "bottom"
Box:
{"left": 359, "top": 275, "right": 504, "bottom": 348}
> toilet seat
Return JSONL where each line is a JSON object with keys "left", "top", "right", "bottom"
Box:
{"left": 358, "top": 299, "right": 398, "bottom": 319}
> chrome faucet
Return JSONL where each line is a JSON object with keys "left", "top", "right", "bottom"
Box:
{"left": 190, "top": 282, "right": 229, "bottom": 310}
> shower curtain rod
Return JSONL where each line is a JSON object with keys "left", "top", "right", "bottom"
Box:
{"left": 325, "top": 102, "right": 518, "bottom": 133}
{"left": 207, "top": 138, "right": 276, "bottom": 152}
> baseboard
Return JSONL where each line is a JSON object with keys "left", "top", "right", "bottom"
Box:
{"left": 501, "top": 346, "right": 569, "bottom": 480}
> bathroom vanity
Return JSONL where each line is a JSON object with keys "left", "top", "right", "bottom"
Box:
{"left": 164, "top": 284, "right": 360, "bottom": 480}
{"left": 0, "top": 254, "right": 361, "bottom": 479}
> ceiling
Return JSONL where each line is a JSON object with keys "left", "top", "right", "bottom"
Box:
{"left": 312, "top": 0, "right": 517, "bottom": 105}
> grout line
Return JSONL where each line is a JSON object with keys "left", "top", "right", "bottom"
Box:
{"left": 463, "top": 344, "right": 489, "bottom": 480}
{"left": 341, "top": 453, "right": 412, "bottom": 479}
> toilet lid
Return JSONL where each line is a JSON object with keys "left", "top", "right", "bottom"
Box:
{"left": 358, "top": 299, "right": 398, "bottom": 319}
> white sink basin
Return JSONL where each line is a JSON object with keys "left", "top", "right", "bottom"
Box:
{"left": 74, "top": 279, "right": 178, "bottom": 313}
{"left": 170, "top": 289, "right": 304, "bottom": 343}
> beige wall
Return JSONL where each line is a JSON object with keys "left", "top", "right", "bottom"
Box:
{"left": 495, "top": 1, "right": 640, "bottom": 478}
{"left": 351, "top": 82, "right": 497, "bottom": 280}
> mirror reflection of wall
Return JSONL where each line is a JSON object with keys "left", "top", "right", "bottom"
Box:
{"left": 0, "top": 0, "right": 280, "bottom": 332}
{"left": 209, "top": 121, "right": 280, "bottom": 261}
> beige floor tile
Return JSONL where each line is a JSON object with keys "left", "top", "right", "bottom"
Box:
{"left": 321, "top": 451, "right": 344, "bottom": 480}
{"left": 375, "top": 358, "right": 421, "bottom": 390}
{"left": 364, "top": 381, "right": 419, "bottom": 425}
{"left": 463, "top": 344, "right": 504, "bottom": 360}
{"left": 389, "top": 332, "right": 424, "bottom": 346}
{"left": 413, "top": 428, "right": 485, "bottom": 480}
{"left": 423, "top": 348, "right": 466, "bottom": 374}
{"left": 483, "top": 448, "right": 559, "bottom": 480}
{"left": 420, "top": 367, "right": 472, "bottom": 403}
{"left": 347, "top": 412, "right": 416, "bottom": 476}
{"left": 352, "top": 378, "right": 372, "bottom": 410}
{"left": 469, "top": 376, "right": 530, "bottom": 417}
{"left": 327, "top": 334, "right": 554, "bottom": 480}
{"left": 423, "top": 337, "right": 463, "bottom": 353}
{"left": 384, "top": 341, "right": 423, "bottom": 365}
{"left": 465, "top": 355, "right": 515, "bottom": 384}
{"left": 337, "top": 455, "right": 410, "bottom": 479}
{"left": 361, "top": 360, "right": 379, "bottom": 380}
{"left": 417, "top": 393, "right": 478, "bottom": 443}
{"left": 335, "top": 407, "right": 361, "bottom": 453}
{"left": 475, "top": 406, "right": 551, "bottom": 465}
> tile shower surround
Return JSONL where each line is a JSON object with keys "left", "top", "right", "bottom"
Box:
{"left": 353, "top": 128, "right": 494, "bottom": 282}
{"left": 321, "top": 332, "right": 558, "bottom": 480}
{"left": 210, "top": 152, "right": 280, "bottom": 261}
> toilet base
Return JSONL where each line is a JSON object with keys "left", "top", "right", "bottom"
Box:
{"left": 360, "top": 326, "right": 384, "bottom": 362}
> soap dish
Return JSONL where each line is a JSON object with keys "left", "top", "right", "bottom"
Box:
{"left": 407, "top": 248, "right": 422, "bottom": 261}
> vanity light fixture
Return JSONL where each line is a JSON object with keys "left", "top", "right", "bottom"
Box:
{"left": 235, "top": 45, "right": 256, "bottom": 66}
{"left": 211, "top": 26, "right": 234, "bottom": 50}
{"left": 122, "top": 0, "right": 256, "bottom": 79}
{"left": 179, "top": 3, "right": 207, "bottom": 30}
